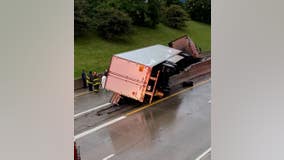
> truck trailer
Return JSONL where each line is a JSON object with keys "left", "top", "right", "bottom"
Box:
{"left": 105, "top": 35, "right": 210, "bottom": 104}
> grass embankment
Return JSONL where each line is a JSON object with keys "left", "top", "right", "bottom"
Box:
{"left": 74, "top": 21, "right": 211, "bottom": 78}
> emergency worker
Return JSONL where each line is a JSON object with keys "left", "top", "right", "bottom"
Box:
{"left": 93, "top": 72, "right": 100, "bottom": 92}
{"left": 100, "top": 73, "right": 107, "bottom": 93}
{"left": 101, "top": 74, "right": 106, "bottom": 89}
{"left": 101, "top": 69, "right": 108, "bottom": 90}
{"left": 87, "top": 71, "right": 94, "bottom": 91}
{"left": 103, "top": 69, "right": 108, "bottom": 76}
{"left": 81, "top": 70, "right": 87, "bottom": 88}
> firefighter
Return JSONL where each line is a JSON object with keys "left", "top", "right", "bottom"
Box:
{"left": 93, "top": 72, "right": 100, "bottom": 92}
{"left": 81, "top": 70, "right": 87, "bottom": 88}
{"left": 87, "top": 71, "right": 94, "bottom": 91}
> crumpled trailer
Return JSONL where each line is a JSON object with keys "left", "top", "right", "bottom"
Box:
{"left": 105, "top": 35, "right": 210, "bottom": 104}
{"left": 105, "top": 45, "right": 181, "bottom": 104}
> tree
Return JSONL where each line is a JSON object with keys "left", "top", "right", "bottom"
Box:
{"left": 118, "top": 0, "right": 148, "bottom": 26}
{"left": 95, "top": 8, "right": 132, "bottom": 39}
{"left": 185, "top": 0, "right": 211, "bottom": 24}
{"left": 165, "top": 0, "right": 183, "bottom": 6}
{"left": 163, "top": 5, "right": 188, "bottom": 29}
{"left": 117, "top": 0, "right": 162, "bottom": 28}
{"left": 74, "top": 0, "right": 92, "bottom": 36}
{"left": 145, "top": 0, "right": 162, "bottom": 27}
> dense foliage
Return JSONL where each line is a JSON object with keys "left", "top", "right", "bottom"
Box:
{"left": 165, "top": 0, "right": 184, "bottom": 6}
{"left": 118, "top": 0, "right": 162, "bottom": 28}
{"left": 74, "top": 0, "right": 208, "bottom": 37}
{"left": 74, "top": 0, "right": 92, "bottom": 36}
{"left": 95, "top": 9, "right": 132, "bottom": 39}
{"left": 185, "top": 0, "right": 211, "bottom": 24}
{"left": 163, "top": 5, "right": 188, "bottom": 29}
{"left": 145, "top": 0, "right": 161, "bottom": 27}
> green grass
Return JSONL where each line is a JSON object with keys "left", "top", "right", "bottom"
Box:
{"left": 75, "top": 21, "right": 211, "bottom": 78}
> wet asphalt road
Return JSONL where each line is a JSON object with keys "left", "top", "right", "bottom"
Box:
{"left": 76, "top": 81, "right": 211, "bottom": 160}
{"left": 75, "top": 103, "right": 136, "bottom": 135}
{"left": 74, "top": 90, "right": 112, "bottom": 114}
{"left": 202, "top": 153, "right": 211, "bottom": 160}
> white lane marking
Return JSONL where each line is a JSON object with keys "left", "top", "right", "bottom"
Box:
{"left": 195, "top": 147, "right": 211, "bottom": 160}
{"left": 74, "top": 103, "right": 111, "bottom": 119}
{"left": 74, "top": 91, "right": 92, "bottom": 97}
{"left": 74, "top": 116, "right": 126, "bottom": 140}
{"left": 208, "top": 100, "right": 211, "bottom": 104}
{"left": 102, "top": 154, "right": 114, "bottom": 160}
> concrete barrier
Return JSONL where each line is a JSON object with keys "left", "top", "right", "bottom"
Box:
{"left": 74, "top": 78, "right": 83, "bottom": 90}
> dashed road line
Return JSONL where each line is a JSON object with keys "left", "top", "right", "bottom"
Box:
{"left": 74, "top": 103, "right": 111, "bottom": 119}
{"left": 75, "top": 91, "right": 93, "bottom": 97}
{"left": 74, "top": 116, "right": 126, "bottom": 140}
{"left": 195, "top": 147, "right": 211, "bottom": 160}
{"left": 102, "top": 154, "right": 115, "bottom": 160}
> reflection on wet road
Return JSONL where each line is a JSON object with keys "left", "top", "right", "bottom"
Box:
{"left": 77, "top": 81, "right": 211, "bottom": 160}
{"left": 75, "top": 91, "right": 113, "bottom": 114}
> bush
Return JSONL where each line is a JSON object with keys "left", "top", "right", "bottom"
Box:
{"left": 118, "top": 0, "right": 162, "bottom": 28}
{"left": 74, "top": 0, "right": 92, "bottom": 36}
{"left": 165, "top": 0, "right": 184, "bottom": 6}
{"left": 145, "top": 0, "right": 161, "bottom": 28}
{"left": 185, "top": 0, "right": 211, "bottom": 24}
{"left": 75, "top": 0, "right": 163, "bottom": 35}
{"left": 92, "top": 0, "right": 121, "bottom": 10}
{"left": 95, "top": 9, "right": 132, "bottom": 39}
{"left": 163, "top": 5, "right": 188, "bottom": 29}
{"left": 118, "top": 0, "right": 147, "bottom": 26}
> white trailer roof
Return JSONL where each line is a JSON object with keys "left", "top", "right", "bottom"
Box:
{"left": 115, "top": 45, "right": 181, "bottom": 67}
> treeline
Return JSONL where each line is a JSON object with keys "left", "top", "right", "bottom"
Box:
{"left": 75, "top": 0, "right": 211, "bottom": 38}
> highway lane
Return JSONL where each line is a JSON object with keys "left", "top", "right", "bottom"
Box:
{"left": 74, "top": 90, "right": 112, "bottom": 114}
{"left": 76, "top": 81, "right": 211, "bottom": 160}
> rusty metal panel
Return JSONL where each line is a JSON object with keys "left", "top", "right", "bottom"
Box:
{"left": 168, "top": 35, "right": 200, "bottom": 58}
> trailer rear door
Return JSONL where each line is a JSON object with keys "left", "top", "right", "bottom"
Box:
{"left": 105, "top": 56, "right": 151, "bottom": 102}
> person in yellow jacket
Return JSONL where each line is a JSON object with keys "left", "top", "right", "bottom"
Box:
{"left": 92, "top": 72, "right": 100, "bottom": 93}
{"left": 87, "top": 71, "right": 94, "bottom": 91}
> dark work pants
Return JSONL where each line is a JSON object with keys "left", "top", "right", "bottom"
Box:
{"left": 94, "top": 84, "right": 99, "bottom": 90}
{"left": 82, "top": 79, "right": 87, "bottom": 88}
{"left": 88, "top": 83, "right": 93, "bottom": 91}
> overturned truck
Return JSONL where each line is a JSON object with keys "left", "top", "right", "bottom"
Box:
{"left": 105, "top": 35, "right": 211, "bottom": 104}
